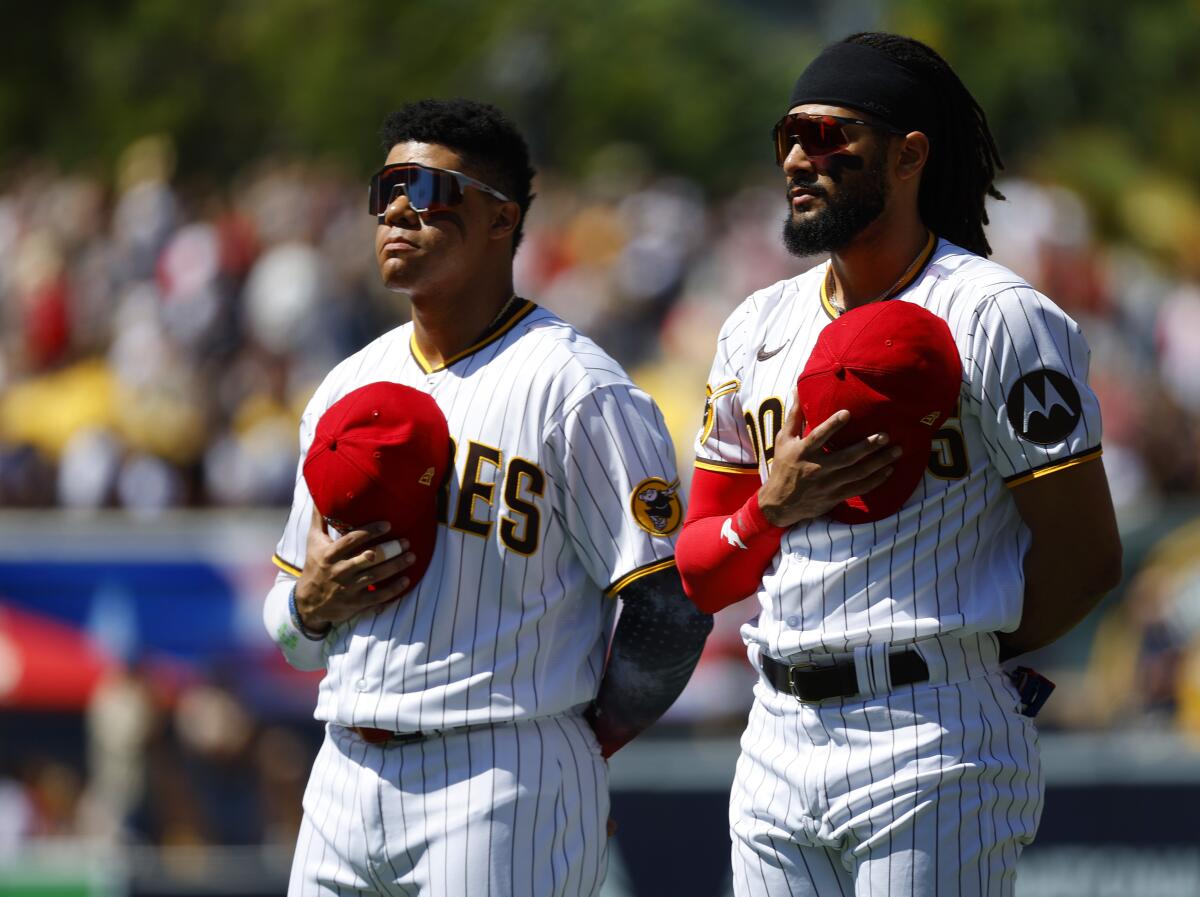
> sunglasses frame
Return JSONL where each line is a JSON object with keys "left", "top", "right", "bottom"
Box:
{"left": 369, "top": 162, "right": 513, "bottom": 216}
{"left": 772, "top": 112, "right": 908, "bottom": 165}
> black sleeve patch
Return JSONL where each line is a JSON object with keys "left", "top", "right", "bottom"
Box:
{"left": 1005, "top": 369, "right": 1082, "bottom": 445}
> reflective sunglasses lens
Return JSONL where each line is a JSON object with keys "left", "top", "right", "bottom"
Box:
{"left": 370, "top": 168, "right": 406, "bottom": 214}
{"left": 774, "top": 115, "right": 849, "bottom": 163}
{"left": 401, "top": 169, "right": 438, "bottom": 210}
{"left": 808, "top": 116, "right": 849, "bottom": 155}
{"left": 369, "top": 173, "right": 384, "bottom": 214}
{"left": 370, "top": 166, "right": 462, "bottom": 214}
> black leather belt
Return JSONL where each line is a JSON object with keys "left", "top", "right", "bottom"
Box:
{"left": 761, "top": 650, "right": 929, "bottom": 703}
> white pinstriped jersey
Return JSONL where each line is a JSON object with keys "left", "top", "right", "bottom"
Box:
{"left": 697, "top": 238, "right": 1102, "bottom": 661}
{"left": 268, "top": 299, "right": 681, "bottom": 732}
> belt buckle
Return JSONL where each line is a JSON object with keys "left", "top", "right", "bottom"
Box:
{"left": 785, "top": 662, "right": 818, "bottom": 703}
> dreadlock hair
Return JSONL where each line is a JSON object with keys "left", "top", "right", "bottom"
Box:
{"left": 844, "top": 32, "right": 1004, "bottom": 257}
{"left": 380, "top": 99, "right": 536, "bottom": 253}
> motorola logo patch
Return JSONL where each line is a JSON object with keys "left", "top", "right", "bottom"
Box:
{"left": 1005, "top": 369, "right": 1082, "bottom": 445}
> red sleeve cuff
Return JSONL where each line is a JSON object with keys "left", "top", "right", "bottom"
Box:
{"left": 677, "top": 476, "right": 787, "bottom": 614}
{"left": 735, "top": 491, "right": 783, "bottom": 542}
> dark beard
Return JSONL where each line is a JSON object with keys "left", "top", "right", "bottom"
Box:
{"left": 781, "top": 150, "right": 890, "bottom": 257}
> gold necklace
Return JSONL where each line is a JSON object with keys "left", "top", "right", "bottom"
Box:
{"left": 826, "top": 232, "right": 933, "bottom": 315}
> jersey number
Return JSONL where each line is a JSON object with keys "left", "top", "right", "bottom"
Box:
{"left": 744, "top": 398, "right": 969, "bottom": 480}
{"left": 928, "top": 419, "right": 969, "bottom": 479}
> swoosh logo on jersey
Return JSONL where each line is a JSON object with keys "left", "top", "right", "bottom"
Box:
{"left": 756, "top": 342, "right": 789, "bottom": 362}
{"left": 721, "top": 517, "right": 748, "bottom": 550}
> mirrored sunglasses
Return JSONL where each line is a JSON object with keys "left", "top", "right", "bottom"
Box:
{"left": 368, "top": 163, "right": 511, "bottom": 215}
{"left": 772, "top": 112, "right": 906, "bottom": 165}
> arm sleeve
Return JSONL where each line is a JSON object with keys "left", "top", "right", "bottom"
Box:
{"left": 261, "top": 573, "right": 327, "bottom": 672}
{"left": 676, "top": 304, "right": 783, "bottom": 613}
{"left": 544, "top": 383, "right": 681, "bottom": 594}
{"left": 261, "top": 384, "right": 332, "bottom": 671}
{"left": 585, "top": 568, "right": 713, "bottom": 758}
{"left": 965, "top": 287, "right": 1103, "bottom": 485}
{"left": 676, "top": 467, "right": 785, "bottom": 613}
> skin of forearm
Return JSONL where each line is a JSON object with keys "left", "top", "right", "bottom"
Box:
{"left": 586, "top": 569, "right": 713, "bottom": 756}
{"left": 998, "top": 542, "right": 1122, "bottom": 661}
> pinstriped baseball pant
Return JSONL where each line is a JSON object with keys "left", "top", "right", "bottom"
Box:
{"left": 731, "top": 636, "right": 1044, "bottom": 897}
{"left": 289, "top": 713, "right": 609, "bottom": 897}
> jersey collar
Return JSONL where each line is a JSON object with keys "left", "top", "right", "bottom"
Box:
{"left": 410, "top": 297, "right": 536, "bottom": 374}
{"left": 819, "top": 232, "right": 938, "bottom": 321}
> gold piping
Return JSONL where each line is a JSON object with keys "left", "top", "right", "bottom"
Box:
{"left": 604, "top": 557, "right": 678, "bottom": 598}
{"left": 1005, "top": 447, "right": 1103, "bottom": 489}
{"left": 410, "top": 299, "right": 536, "bottom": 374}
{"left": 272, "top": 554, "right": 302, "bottom": 577}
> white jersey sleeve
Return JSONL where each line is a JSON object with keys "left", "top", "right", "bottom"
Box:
{"left": 965, "top": 285, "right": 1103, "bottom": 485}
{"left": 263, "top": 380, "right": 332, "bottom": 670}
{"left": 695, "top": 302, "right": 759, "bottom": 476}
{"left": 544, "top": 383, "right": 681, "bottom": 596}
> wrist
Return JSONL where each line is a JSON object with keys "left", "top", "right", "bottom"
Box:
{"left": 747, "top": 490, "right": 790, "bottom": 533}
{"left": 289, "top": 584, "right": 331, "bottom": 640}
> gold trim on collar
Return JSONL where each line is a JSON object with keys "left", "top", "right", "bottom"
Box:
{"left": 410, "top": 298, "right": 536, "bottom": 374}
{"left": 887, "top": 231, "right": 937, "bottom": 297}
{"left": 819, "top": 267, "right": 840, "bottom": 320}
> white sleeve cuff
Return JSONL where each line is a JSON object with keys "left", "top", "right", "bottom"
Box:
{"left": 262, "top": 578, "right": 328, "bottom": 672}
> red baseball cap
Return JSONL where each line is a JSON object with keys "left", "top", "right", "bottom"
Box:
{"left": 303, "top": 382, "right": 451, "bottom": 594}
{"left": 797, "top": 300, "right": 962, "bottom": 524}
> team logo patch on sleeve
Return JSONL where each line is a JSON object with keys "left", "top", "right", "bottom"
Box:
{"left": 700, "top": 379, "right": 740, "bottom": 444}
{"left": 1005, "top": 369, "right": 1083, "bottom": 445}
{"left": 630, "top": 477, "right": 683, "bottom": 536}
{"left": 701, "top": 387, "right": 716, "bottom": 444}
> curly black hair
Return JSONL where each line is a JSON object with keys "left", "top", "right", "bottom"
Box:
{"left": 380, "top": 98, "right": 536, "bottom": 252}
{"left": 844, "top": 33, "right": 1005, "bottom": 257}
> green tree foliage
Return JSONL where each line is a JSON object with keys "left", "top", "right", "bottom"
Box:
{"left": 889, "top": 0, "right": 1200, "bottom": 248}
{"left": 4, "top": 0, "right": 1197, "bottom": 253}
{"left": 0, "top": 0, "right": 809, "bottom": 186}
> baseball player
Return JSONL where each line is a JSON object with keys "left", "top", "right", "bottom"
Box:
{"left": 262, "top": 99, "right": 712, "bottom": 897}
{"left": 676, "top": 32, "right": 1122, "bottom": 896}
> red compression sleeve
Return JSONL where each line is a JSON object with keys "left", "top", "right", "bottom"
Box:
{"left": 676, "top": 467, "right": 786, "bottom": 614}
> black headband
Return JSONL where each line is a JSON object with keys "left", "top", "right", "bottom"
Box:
{"left": 788, "top": 42, "right": 941, "bottom": 149}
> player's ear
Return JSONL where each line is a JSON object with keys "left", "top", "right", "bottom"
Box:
{"left": 895, "top": 131, "right": 930, "bottom": 182}
{"left": 489, "top": 200, "right": 521, "bottom": 243}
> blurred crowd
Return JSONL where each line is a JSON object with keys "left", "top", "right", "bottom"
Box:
{"left": 4, "top": 134, "right": 1200, "bottom": 857}
{"left": 1, "top": 662, "right": 312, "bottom": 860}
{"left": 3, "top": 137, "right": 1199, "bottom": 512}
